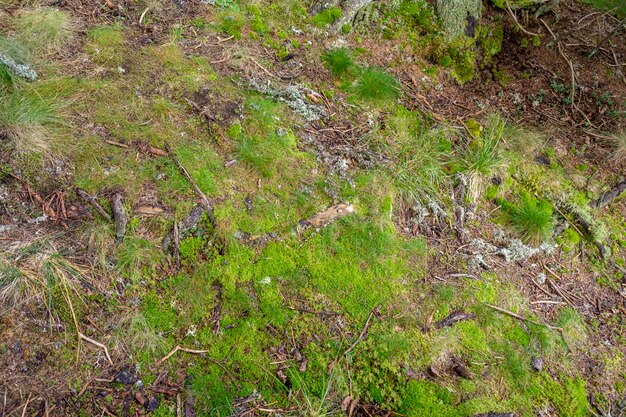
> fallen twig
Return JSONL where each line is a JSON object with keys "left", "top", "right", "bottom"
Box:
{"left": 506, "top": 1, "right": 540, "bottom": 37}
{"left": 79, "top": 332, "right": 114, "bottom": 366}
{"left": 173, "top": 221, "right": 180, "bottom": 270}
{"left": 593, "top": 178, "right": 626, "bottom": 208}
{"left": 62, "top": 280, "right": 114, "bottom": 366}
{"left": 20, "top": 394, "right": 32, "bottom": 417}
{"left": 165, "top": 145, "right": 217, "bottom": 227}
{"left": 286, "top": 306, "right": 342, "bottom": 316}
{"left": 156, "top": 345, "right": 211, "bottom": 366}
{"left": 539, "top": 18, "right": 593, "bottom": 126}
{"left": 185, "top": 98, "right": 215, "bottom": 133}
{"left": 77, "top": 189, "right": 112, "bottom": 221}
{"left": 111, "top": 193, "right": 127, "bottom": 242}
{"left": 484, "top": 303, "right": 562, "bottom": 331}
{"left": 343, "top": 305, "right": 381, "bottom": 356}
{"left": 589, "top": 15, "right": 626, "bottom": 57}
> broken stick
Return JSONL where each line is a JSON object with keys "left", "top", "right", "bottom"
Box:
{"left": 165, "top": 144, "right": 217, "bottom": 227}
{"left": 77, "top": 189, "right": 112, "bottom": 221}
{"left": 155, "top": 345, "right": 210, "bottom": 366}
{"left": 484, "top": 303, "right": 562, "bottom": 331}
{"left": 111, "top": 193, "right": 128, "bottom": 242}
{"left": 343, "top": 304, "right": 381, "bottom": 356}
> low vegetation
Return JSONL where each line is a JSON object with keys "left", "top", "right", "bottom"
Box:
{"left": 1, "top": 0, "right": 625, "bottom": 416}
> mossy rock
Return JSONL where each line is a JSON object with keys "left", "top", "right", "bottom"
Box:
{"left": 436, "top": 0, "right": 482, "bottom": 38}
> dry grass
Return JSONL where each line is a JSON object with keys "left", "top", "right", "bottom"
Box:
{"left": 608, "top": 131, "right": 626, "bottom": 165}
{"left": 17, "top": 7, "right": 75, "bottom": 54}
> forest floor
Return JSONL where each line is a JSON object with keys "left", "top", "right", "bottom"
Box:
{"left": 1, "top": 0, "right": 626, "bottom": 416}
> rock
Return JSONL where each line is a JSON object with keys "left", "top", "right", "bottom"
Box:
{"left": 531, "top": 357, "right": 543, "bottom": 372}
{"left": 436, "top": 0, "right": 482, "bottom": 38}
{"left": 115, "top": 368, "right": 138, "bottom": 385}
{"left": 243, "top": 79, "right": 327, "bottom": 122}
{"left": 146, "top": 396, "right": 160, "bottom": 412}
{"left": 0, "top": 53, "right": 38, "bottom": 81}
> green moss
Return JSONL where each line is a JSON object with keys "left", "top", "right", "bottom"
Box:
{"left": 86, "top": 25, "right": 126, "bottom": 67}
{"left": 557, "top": 228, "right": 580, "bottom": 252}
{"left": 311, "top": 7, "right": 342, "bottom": 27}
{"left": 479, "top": 23, "right": 504, "bottom": 64}
{"left": 401, "top": 380, "right": 458, "bottom": 416}
{"left": 530, "top": 374, "right": 589, "bottom": 417}
{"left": 219, "top": 10, "right": 246, "bottom": 38}
{"left": 142, "top": 291, "right": 180, "bottom": 333}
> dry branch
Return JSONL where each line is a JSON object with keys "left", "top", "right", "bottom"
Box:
{"left": 111, "top": 193, "right": 127, "bottom": 242}
{"left": 77, "top": 189, "right": 112, "bottom": 221}
{"left": 343, "top": 304, "right": 381, "bottom": 356}
{"left": 485, "top": 303, "right": 562, "bottom": 331}
{"left": 165, "top": 145, "right": 217, "bottom": 228}
{"left": 156, "top": 345, "right": 211, "bottom": 366}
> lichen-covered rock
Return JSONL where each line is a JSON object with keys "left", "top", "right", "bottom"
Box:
{"left": 245, "top": 79, "right": 327, "bottom": 122}
{"left": 0, "top": 53, "right": 37, "bottom": 81}
{"left": 436, "top": 0, "right": 482, "bottom": 38}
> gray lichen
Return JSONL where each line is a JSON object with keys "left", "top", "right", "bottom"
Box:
{"left": 470, "top": 237, "right": 555, "bottom": 263}
{"left": 0, "top": 53, "right": 38, "bottom": 81}
{"left": 245, "top": 79, "right": 327, "bottom": 122}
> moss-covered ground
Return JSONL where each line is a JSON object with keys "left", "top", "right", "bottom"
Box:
{"left": 1, "top": 0, "right": 626, "bottom": 416}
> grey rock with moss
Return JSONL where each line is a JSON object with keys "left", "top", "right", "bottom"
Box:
{"left": 470, "top": 237, "right": 555, "bottom": 263}
{"left": 0, "top": 53, "right": 37, "bottom": 81}
{"left": 436, "top": 0, "right": 482, "bottom": 38}
{"left": 245, "top": 79, "right": 327, "bottom": 121}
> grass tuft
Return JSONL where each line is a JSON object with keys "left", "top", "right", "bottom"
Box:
{"left": 353, "top": 67, "right": 401, "bottom": 103}
{"left": 459, "top": 114, "right": 505, "bottom": 200}
{"left": 17, "top": 7, "right": 74, "bottom": 54}
{"left": 0, "top": 88, "right": 58, "bottom": 154}
{"left": 321, "top": 48, "right": 354, "bottom": 77}
{"left": 608, "top": 131, "right": 626, "bottom": 164}
{"left": 506, "top": 193, "right": 555, "bottom": 242}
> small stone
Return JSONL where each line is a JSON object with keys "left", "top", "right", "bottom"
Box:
{"left": 536, "top": 273, "right": 546, "bottom": 285}
{"left": 135, "top": 380, "right": 144, "bottom": 389}
{"left": 146, "top": 396, "right": 160, "bottom": 412}
{"left": 115, "top": 368, "right": 138, "bottom": 385}
{"left": 531, "top": 357, "right": 543, "bottom": 372}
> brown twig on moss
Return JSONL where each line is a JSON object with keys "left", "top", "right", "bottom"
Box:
{"left": 484, "top": 303, "right": 562, "bottom": 331}
{"left": 343, "top": 304, "right": 381, "bottom": 356}
{"left": 77, "top": 189, "right": 112, "bottom": 221}
{"left": 155, "top": 345, "right": 211, "bottom": 366}
{"left": 165, "top": 144, "right": 217, "bottom": 228}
